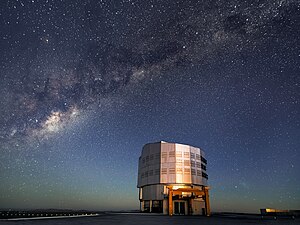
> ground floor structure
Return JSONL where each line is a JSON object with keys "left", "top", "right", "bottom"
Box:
{"left": 139, "top": 185, "right": 210, "bottom": 216}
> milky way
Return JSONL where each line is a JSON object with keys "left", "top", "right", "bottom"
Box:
{"left": 2, "top": 0, "right": 298, "bottom": 142}
{"left": 1, "top": 0, "right": 298, "bottom": 141}
{"left": 0, "top": 0, "right": 299, "bottom": 211}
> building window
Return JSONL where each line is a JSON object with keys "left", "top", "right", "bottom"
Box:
{"left": 201, "top": 156, "right": 207, "bottom": 164}
{"left": 176, "top": 162, "right": 182, "bottom": 167}
{"left": 150, "top": 154, "right": 154, "bottom": 160}
{"left": 202, "top": 172, "right": 208, "bottom": 179}
{"left": 196, "top": 161, "right": 201, "bottom": 168}
{"left": 197, "top": 170, "right": 201, "bottom": 176}
{"left": 146, "top": 155, "right": 149, "bottom": 162}
{"left": 201, "top": 164, "right": 207, "bottom": 171}
{"left": 169, "top": 168, "right": 175, "bottom": 174}
{"left": 176, "top": 168, "right": 183, "bottom": 173}
{"left": 191, "top": 169, "right": 196, "bottom": 175}
{"left": 169, "top": 151, "right": 175, "bottom": 157}
{"left": 141, "top": 173, "right": 144, "bottom": 178}
{"left": 184, "top": 160, "right": 190, "bottom": 166}
{"left": 145, "top": 171, "right": 148, "bottom": 177}
{"left": 196, "top": 154, "right": 200, "bottom": 160}
{"left": 161, "top": 168, "right": 167, "bottom": 174}
{"left": 149, "top": 170, "right": 153, "bottom": 176}
{"left": 184, "top": 152, "right": 190, "bottom": 158}
{"left": 184, "top": 168, "right": 190, "bottom": 174}
{"left": 191, "top": 161, "right": 195, "bottom": 167}
{"left": 176, "top": 151, "right": 182, "bottom": 157}
{"left": 155, "top": 169, "right": 160, "bottom": 175}
{"left": 162, "top": 152, "right": 167, "bottom": 158}
{"left": 191, "top": 153, "right": 195, "bottom": 159}
{"left": 142, "top": 158, "right": 145, "bottom": 164}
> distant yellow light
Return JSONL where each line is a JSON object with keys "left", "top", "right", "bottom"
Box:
{"left": 265, "top": 208, "right": 289, "bottom": 213}
{"left": 266, "top": 208, "right": 276, "bottom": 212}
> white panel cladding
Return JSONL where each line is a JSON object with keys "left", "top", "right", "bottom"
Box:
{"left": 190, "top": 146, "right": 201, "bottom": 185}
{"left": 138, "top": 141, "right": 208, "bottom": 188}
{"left": 160, "top": 143, "right": 176, "bottom": 183}
{"left": 137, "top": 142, "right": 161, "bottom": 187}
{"left": 141, "top": 184, "right": 164, "bottom": 200}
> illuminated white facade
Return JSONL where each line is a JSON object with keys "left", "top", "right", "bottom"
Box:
{"left": 137, "top": 141, "right": 210, "bottom": 215}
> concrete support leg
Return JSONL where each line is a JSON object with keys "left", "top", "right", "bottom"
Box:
{"left": 163, "top": 199, "right": 168, "bottom": 214}
{"left": 140, "top": 201, "right": 144, "bottom": 212}
{"left": 204, "top": 187, "right": 210, "bottom": 216}
{"left": 168, "top": 190, "right": 173, "bottom": 216}
{"left": 150, "top": 200, "right": 152, "bottom": 213}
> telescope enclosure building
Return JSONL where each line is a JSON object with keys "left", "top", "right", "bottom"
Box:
{"left": 137, "top": 141, "right": 210, "bottom": 216}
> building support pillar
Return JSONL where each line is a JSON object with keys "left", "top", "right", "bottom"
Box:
{"left": 168, "top": 189, "right": 173, "bottom": 216}
{"left": 149, "top": 200, "right": 152, "bottom": 213}
{"left": 140, "top": 201, "right": 144, "bottom": 212}
{"left": 204, "top": 187, "right": 210, "bottom": 216}
{"left": 163, "top": 199, "right": 168, "bottom": 214}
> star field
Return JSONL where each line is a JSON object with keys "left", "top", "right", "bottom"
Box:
{"left": 0, "top": 0, "right": 299, "bottom": 212}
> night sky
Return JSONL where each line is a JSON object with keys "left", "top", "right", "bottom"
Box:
{"left": 0, "top": 0, "right": 299, "bottom": 213}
